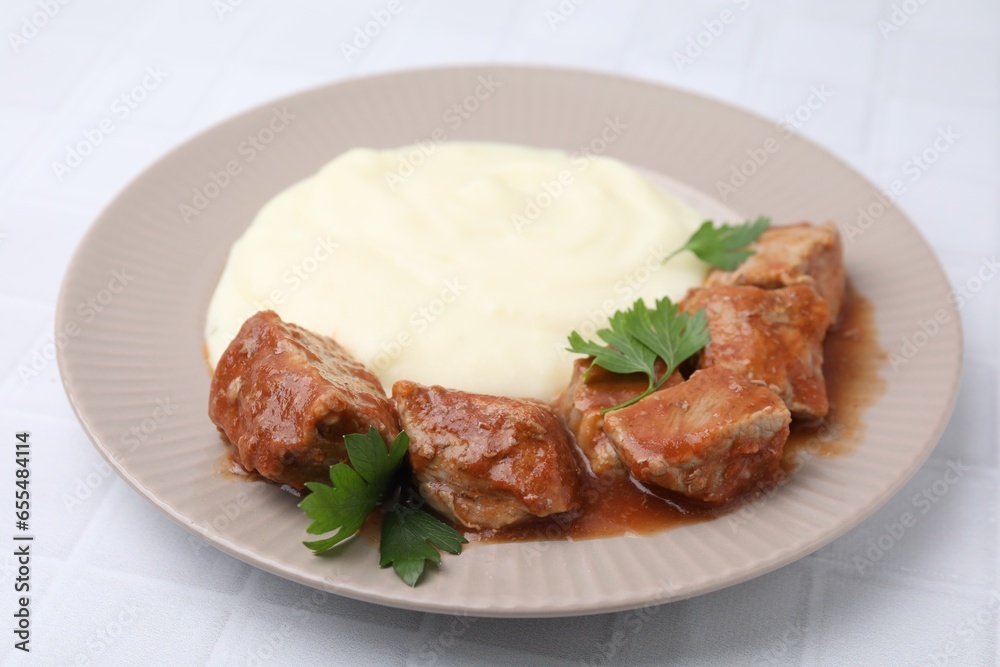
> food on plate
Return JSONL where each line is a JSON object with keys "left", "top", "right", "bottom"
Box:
{"left": 297, "top": 427, "right": 468, "bottom": 587}
{"left": 704, "top": 221, "right": 846, "bottom": 319}
{"left": 204, "top": 141, "right": 708, "bottom": 402}
{"left": 393, "top": 380, "right": 581, "bottom": 530}
{"left": 208, "top": 310, "right": 399, "bottom": 489}
{"left": 299, "top": 427, "right": 411, "bottom": 552}
{"left": 603, "top": 367, "right": 791, "bottom": 505}
{"left": 565, "top": 297, "right": 710, "bottom": 413}
{"left": 201, "top": 138, "right": 864, "bottom": 587}
{"left": 680, "top": 284, "right": 831, "bottom": 419}
{"left": 559, "top": 359, "right": 681, "bottom": 478}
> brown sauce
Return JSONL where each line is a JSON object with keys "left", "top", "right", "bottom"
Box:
{"left": 468, "top": 475, "right": 712, "bottom": 544}
{"left": 784, "top": 281, "right": 887, "bottom": 465}
{"left": 214, "top": 436, "right": 265, "bottom": 482}
{"left": 214, "top": 281, "right": 886, "bottom": 543}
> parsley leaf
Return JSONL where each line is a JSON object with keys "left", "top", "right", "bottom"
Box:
{"left": 629, "top": 299, "right": 709, "bottom": 372}
{"left": 567, "top": 311, "right": 656, "bottom": 377}
{"left": 566, "top": 297, "right": 710, "bottom": 413}
{"left": 298, "top": 428, "right": 466, "bottom": 587}
{"left": 299, "top": 428, "right": 408, "bottom": 553}
{"left": 346, "top": 427, "right": 409, "bottom": 491}
{"left": 380, "top": 504, "right": 468, "bottom": 587}
{"left": 663, "top": 216, "right": 771, "bottom": 270}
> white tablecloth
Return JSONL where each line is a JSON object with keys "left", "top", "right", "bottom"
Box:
{"left": 0, "top": 1, "right": 996, "bottom": 665}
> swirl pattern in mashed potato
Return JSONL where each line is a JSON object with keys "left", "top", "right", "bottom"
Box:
{"left": 205, "top": 141, "right": 707, "bottom": 401}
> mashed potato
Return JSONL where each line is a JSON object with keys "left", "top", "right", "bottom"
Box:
{"left": 205, "top": 142, "right": 707, "bottom": 400}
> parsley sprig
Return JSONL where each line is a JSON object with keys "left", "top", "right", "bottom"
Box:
{"left": 567, "top": 297, "right": 709, "bottom": 413}
{"left": 300, "top": 428, "right": 408, "bottom": 552}
{"left": 663, "top": 216, "right": 770, "bottom": 270}
{"left": 299, "top": 427, "right": 467, "bottom": 587}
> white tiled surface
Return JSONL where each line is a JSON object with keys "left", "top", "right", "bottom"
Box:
{"left": 0, "top": 1, "right": 997, "bottom": 665}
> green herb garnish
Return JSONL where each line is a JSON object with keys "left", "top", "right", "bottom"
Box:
{"left": 566, "top": 297, "right": 710, "bottom": 413}
{"left": 299, "top": 427, "right": 466, "bottom": 586}
{"left": 663, "top": 216, "right": 770, "bottom": 270}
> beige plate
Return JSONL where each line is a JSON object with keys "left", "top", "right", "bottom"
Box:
{"left": 56, "top": 66, "right": 962, "bottom": 617}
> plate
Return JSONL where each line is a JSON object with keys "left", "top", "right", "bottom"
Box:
{"left": 56, "top": 66, "right": 962, "bottom": 617}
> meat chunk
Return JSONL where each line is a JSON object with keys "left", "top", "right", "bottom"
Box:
{"left": 558, "top": 359, "right": 681, "bottom": 478}
{"left": 209, "top": 310, "right": 399, "bottom": 489}
{"left": 393, "top": 380, "right": 581, "bottom": 530}
{"left": 681, "top": 284, "right": 830, "bottom": 419}
{"left": 603, "top": 367, "right": 791, "bottom": 505}
{"left": 705, "top": 221, "right": 846, "bottom": 320}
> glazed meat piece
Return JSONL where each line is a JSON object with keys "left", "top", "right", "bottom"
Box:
{"left": 209, "top": 310, "right": 399, "bottom": 489}
{"left": 559, "top": 359, "right": 681, "bottom": 478}
{"left": 681, "top": 284, "right": 830, "bottom": 419}
{"left": 393, "top": 380, "right": 581, "bottom": 530}
{"left": 603, "top": 367, "right": 791, "bottom": 505}
{"left": 705, "top": 221, "right": 846, "bottom": 320}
